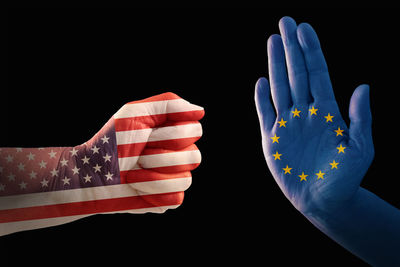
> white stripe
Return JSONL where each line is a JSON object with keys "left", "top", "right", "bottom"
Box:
{"left": 118, "top": 155, "right": 140, "bottom": 171}
{"left": 0, "top": 178, "right": 190, "bottom": 211}
{"left": 139, "top": 150, "right": 201, "bottom": 169}
{"left": 113, "top": 99, "right": 203, "bottom": 119}
{"left": 118, "top": 150, "right": 201, "bottom": 171}
{"left": 116, "top": 128, "right": 152, "bottom": 145}
{"left": 0, "top": 205, "right": 180, "bottom": 237}
{"left": 132, "top": 176, "right": 191, "bottom": 194}
{"left": 115, "top": 123, "right": 202, "bottom": 145}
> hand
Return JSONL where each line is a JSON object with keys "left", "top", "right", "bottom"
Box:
{"left": 0, "top": 92, "right": 204, "bottom": 236}
{"left": 109, "top": 92, "right": 204, "bottom": 210}
{"left": 254, "top": 17, "right": 374, "bottom": 216}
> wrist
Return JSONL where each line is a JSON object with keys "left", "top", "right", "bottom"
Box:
{"left": 301, "top": 187, "right": 362, "bottom": 232}
{"left": 302, "top": 187, "right": 400, "bottom": 266}
{"left": 64, "top": 123, "right": 118, "bottom": 189}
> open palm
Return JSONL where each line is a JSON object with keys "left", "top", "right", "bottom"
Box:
{"left": 255, "top": 17, "right": 374, "bottom": 216}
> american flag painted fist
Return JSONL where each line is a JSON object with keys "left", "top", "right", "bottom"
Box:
{"left": 0, "top": 92, "right": 204, "bottom": 236}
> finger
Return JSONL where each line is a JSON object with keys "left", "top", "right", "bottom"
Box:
{"left": 147, "top": 121, "right": 202, "bottom": 150}
{"left": 349, "top": 84, "right": 374, "bottom": 151}
{"left": 114, "top": 92, "right": 204, "bottom": 131}
{"left": 166, "top": 97, "right": 205, "bottom": 122}
{"left": 138, "top": 144, "right": 201, "bottom": 173}
{"left": 297, "top": 23, "right": 335, "bottom": 102}
{"left": 123, "top": 169, "right": 192, "bottom": 183}
{"left": 139, "top": 192, "right": 185, "bottom": 213}
{"left": 279, "top": 16, "right": 312, "bottom": 105}
{"left": 118, "top": 145, "right": 201, "bottom": 173}
{"left": 116, "top": 121, "right": 202, "bottom": 157}
{"left": 268, "top": 34, "right": 292, "bottom": 113}
{"left": 121, "top": 169, "right": 191, "bottom": 210}
{"left": 131, "top": 175, "right": 192, "bottom": 195}
{"left": 255, "top": 77, "right": 275, "bottom": 133}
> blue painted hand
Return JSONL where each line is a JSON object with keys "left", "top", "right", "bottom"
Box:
{"left": 254, "top": 17, "right": 374, "bottom": 216}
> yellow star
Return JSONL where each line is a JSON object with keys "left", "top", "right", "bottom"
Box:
{"left": 324, "top": 113, "right": 334, "bottom": 122}
{"left": 292, "top": 108, "right": 301, "bottom": 118}
{"left": 330, "top": 160, "right": 339, "bottom": 169}
{"left": 270, "top": 134, "right": 280, "bottom": 144}
{"left": 309, "top": 106, "right": 318, "bottom": 116}
{"left": 272, "top": 151, "right": 282, "bottom": 160}
{"left": 336, "top": 144, "right": 346, "bottom": 153}
{"left": 283, "top": 165, "right": 292, "bottom": 174}
{"left": 316, "top": 170, "right": 325, "bottom": 180}
{"left": 298, "top": 172, "right": 308, "bottom": 181}
{"left": 277, "top": 118, "right": 287, "bottom": 128}
{"left": 334, "top": 127, "right": 344, "bottom": 136}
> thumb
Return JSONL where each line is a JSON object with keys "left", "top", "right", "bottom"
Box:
{"left": 255, "top": 77, "right": 276, "bottom": 133}
{"left": 349, "top": 84, "right": 374, "bottom": 151}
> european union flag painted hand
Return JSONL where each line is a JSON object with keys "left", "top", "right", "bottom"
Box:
{"left": 254, "top": 17, "right": 374, "bottom": 215}
{"left": 255, "top": 16, "right": 400, "bottom": 266}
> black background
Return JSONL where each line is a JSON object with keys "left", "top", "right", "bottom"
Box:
{"left": 2, "top": 8, "right": 399, "bottom": 266}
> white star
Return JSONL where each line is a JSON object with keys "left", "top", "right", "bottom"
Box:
{"left": 71, "top": 166, "right": 80, "bottom": 175}
{"left": 91, "top": 145, "right": 100, "bottom": 154}
{"left": 81, "top": 156, "right": 90, "bottom": 164}
{"left": 48, "top": 150, "right": 57, "bottom": 159}
{"left": 93, "top": 164, "right": 102, "bottom": 173}
{"left": 5, "top": 155, "right": 13, "bottom": 163}
{"left": 7, "top": 173, "right": 15, "bottom": 182}
{"left": 26, "top": 152, "right": 35, "bottom": 160}
{"left": 101, "top": 135, "right": 110, "bottom": 144}
{"left": 50, "top": 168, "right": 59, "bottom": 177}
{"left": 62, "top": 176, "right": 71, "bottom": 185}
{"left": 105, "top": 172, "right": 114, "bottom": 181}
{"left": 60, "top": 158, "right": 69, "bottom": 167}
{"left": 39, "top": 160, "right": 47, "bottom": 169}
{"left": 70, "top": 147, "right": 79, "bottom": 156}
{"left": 19, "top": 181, "right": 27, "bottom": 189}
{"left": 16, "top": 148, "right": 23, "bottom": 152}
{"left": 40, "top": 179, "right": 49, "bottom": 187}
{"left": 0, "top": 183, "right": 5, "bottom": 191}
{"left": 83, "top": 174, "right": 92, "bottom": 183}
{"left": 29, "top": 171, "right": 37, "bottom": 179}
{"left": 17, "top": 163, "right": 25, "bottom": 171}
{"left": 103, "top": 153, "right": 112, "bottom": 162}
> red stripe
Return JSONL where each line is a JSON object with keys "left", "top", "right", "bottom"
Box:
{"left": 0, "top": 192, "right": 183, "bottom": 223}
{"left": 117, "top": 139, "right": 200, "bottom": 158}
{"left": 117, "top": 142, "right": 146, "bottom": 158}
{"left": 159, "top": 120, "right": 200, "bottom": 127}
{"left": 168, "top": 110, "right": 204, "bottom": 122}
{"left": 139, "top": 163, "right": 200, "bottom": 174}
{"left": 141, "top": 143, "right": 198, "bottom": 155}
{"left": 114, "top": 110, "right": 205, "bottom": 131}
{"left": 119, "top": 169, "right": 191, "bottom": 184}
{"left": 114, "top": 113, "right": 167, "bottom": 131}
{"left": 126, "top": 92, "right": 181, "bottom": 104}
{"left": 146, "top": 136, "right": 201, "bottom": 150}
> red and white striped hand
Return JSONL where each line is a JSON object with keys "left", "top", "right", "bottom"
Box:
{"left": 0, "top": 92, "right": 204, "bottom": 236}
{"left": 112, "top": 92, "right": 204, "bottom": 212}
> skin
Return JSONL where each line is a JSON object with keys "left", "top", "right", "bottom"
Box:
{"left": 255, "top": 16, "right": 400, "bottom": 266}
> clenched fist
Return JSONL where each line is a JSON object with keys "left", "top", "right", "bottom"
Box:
{"left": 0, "top": 92, "right": 204, "bottom": 236}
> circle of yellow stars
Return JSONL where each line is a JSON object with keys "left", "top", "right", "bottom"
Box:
{"left": 271, "top": 106, "right": 346, "bottom": 182}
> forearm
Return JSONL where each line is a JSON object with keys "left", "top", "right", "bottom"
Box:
{"left": 0, "top": 119, "right": 119, "bottom": 235}
{"left": 0, "top": 146, "right": 73, "bottom": 195}
{"left": 306, "top": 187, "right": 400, "bottom": 266}
{"left": 0, "top": 118, "right": 116, "bottom": 196}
